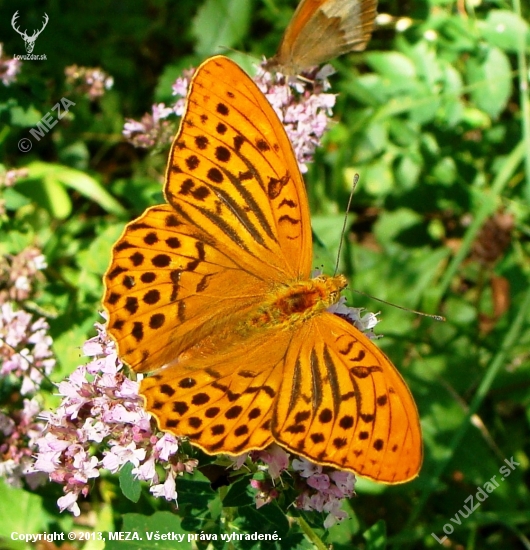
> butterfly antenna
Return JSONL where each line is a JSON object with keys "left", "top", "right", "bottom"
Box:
{"left": 334, "top": 174, "right": 359, "bottom": 276}
{"left": 350, "top": 289, "right": 446, "bottom": 321}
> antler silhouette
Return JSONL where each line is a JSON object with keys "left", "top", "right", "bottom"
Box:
{"left": 11, "top": 11, "right": 49, "bottom": 53}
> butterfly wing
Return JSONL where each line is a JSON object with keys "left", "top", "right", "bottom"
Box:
{"left": 140, "top": 329, "right": 297, "bottom": 455}
{"left": 104, "top": 56, "right": 313, "bottom": 373}
{"left": 270, "top": 0, "right": 378, "bottom": 73}
{"left": 272, "top": 312, "right": 422, "bottom": 483}
{"left": 105, "top": 204, "right": 274, "bottom": 373}
{"left": 140, "top": 306, "right": 423, "bottom": 482}
{"left": 165, "top": 56, "right": 313, "bottom": 280}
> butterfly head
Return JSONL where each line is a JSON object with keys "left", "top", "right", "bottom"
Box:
{"left": 316, "top": 273, "right": 348, "bottom": 305}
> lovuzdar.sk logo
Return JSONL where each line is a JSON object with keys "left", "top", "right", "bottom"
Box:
{"left": 11, "top": 11, "right": 48, "bottom": 60}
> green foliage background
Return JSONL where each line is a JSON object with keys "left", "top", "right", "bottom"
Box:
{"left": 1, "top": 0, "right": 529, "bottom": 548}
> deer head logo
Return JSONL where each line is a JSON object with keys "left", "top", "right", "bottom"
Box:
{"left": 11, "top": 11, "right": 49, "bottom": 54}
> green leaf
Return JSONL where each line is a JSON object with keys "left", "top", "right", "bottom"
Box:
{"left": 192, "top": 0, "right": 252, "bottom": 57}
{"left": 105, "top": 512, "right": 191, "bottom": 550}
{"left": 236, "top": 501, "right": 290, "bottom": 541}
{"left": 388, "top": 119, "right": 420, "bottom": 148}
{"left": 439, "top": 63, "right": 464, "bottom": 126}
{"left": 374, "top": 209, "right": 423, "bottom": 245}
{"left": 350, "top": 159, "right": 394, "bottom": 197}
{"left": 395, "top": 152, "right": 422, "bottom": 191}
{"left": 84, "top": 223, "right": 125, "bottom": 276}
{"left": 407, "top": 39, "right": 442, "bottom": 90}
{"left": 222, "top": 475, "right": 254, "bottom": 508}
{"left": 351, "top": 120, "right": 389, "bottom": 162}
{"left": 2, "top": 187, "right": 32, "bottom": 210}
{"left": 51, "top": 317, "right": 98, "bottom": 380}
{"left": 431, "top": 157, "right": 457, "bottom": 186}
{"left": 15, "top": 175, "right": 72, "bottom": 219}
{"left": 87, "top": 503, "right": 113, "bottom": 550}
{"left": 312, "top": 214, "right": 353, "bottom": 274}
{"left": 10, "top": 105, "right": 43, "bottom": 127}
{"left": 0, "top": 480, "right": 46, "bottom": 549}
{"left": 325, "top": 499, "right": 360, "bottom": 544}
{"left": 365, "top": 52, "right": 416, "bottom": 81}
{"left": 466, "top": 46, "right": 512, "bottom": 118}
{"left": 479, "top": 10, "right": 529, "bottom": 52}
{"left": 58, "top": 140, "right": 90, "bottom": 169}
{"left": 176, "top": 470, "right": 217, "bottom": 513}
{"left": 461, "top": 106, "right": 491, "bottom": 128}
{"left": 22, "top": 162, "right": 127, "bottom": 216}
{"left": 119, "top": 462, "right": 142, "bottom": 503}
{"left": 363, "top": 520, "right": 387, "bottom": 550}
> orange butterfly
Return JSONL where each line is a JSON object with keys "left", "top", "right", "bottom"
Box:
{"left": 103, "top": 55, "right": 422, "bottom": 483}
{"left": 266, "top": 0, "right": 378, "bottom": 74}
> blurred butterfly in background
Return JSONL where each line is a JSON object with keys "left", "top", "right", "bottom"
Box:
{"left": 265, "top": 0, "right": 378, "bottom": 74}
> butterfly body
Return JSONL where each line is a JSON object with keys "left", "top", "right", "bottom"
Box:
{"left": 243, "top": 274, "right": 347, "bottom": 331}
{"left": 104, "top": 56, "right": 422, "bottom": 483}
{"left": 266, "top": 0, "right": 378, "bottom": 74}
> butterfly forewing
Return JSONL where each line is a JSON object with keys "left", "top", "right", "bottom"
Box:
{"left": 165, "top": 57, "right": 313, "bottom": 281}
{"left": 104, "top": 204, "right": 271, "bottom": 373}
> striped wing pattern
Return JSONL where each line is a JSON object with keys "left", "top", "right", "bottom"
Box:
{"left": 104, "top": 204, "right": 270, "bottom": 373}
{"left": 273, "top": 313, "right": 422, "bottom": 482}
{"left": 164, "top": 56, "right": 313, "bottom": 280}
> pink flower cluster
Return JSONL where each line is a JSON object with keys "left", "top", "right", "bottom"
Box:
{"left": 0, "top": 246, "right": 47, "bottom": 304}
{"left": 292, "top": 458, "right": 356, "bottom": 528}
{"left": 0, "top": 43, "right": 21, "bottom": 86}
{"left": 243, "top": 445, "right": 355, "bottom": 528}
{"left": 255, "top": 64, "right": 336, "bottom": 172}
{"left": 123, "top": 103, "right": 178, "bottom": 149}
{"left": 33, "top": 318, "right": 197, "bottom": 516}
{"left": 0, "top": 246, "right": 53, "bottom": 486}
{"left": 0, "top": 304, "right": 55, "bottom": 395}
{"left": 122, "top": 71, "right": 194, "bottom": 149}
{"left": 122, "top": 63, "right": 335, "bottom": 174}
{"left": 0, "top": 247, "right": 53, "bottom": 395}
{"left": 248, "top": 444, "right": 290, "bottom": 507}
{"left": 0, "top": 398, "right": 46, "bottom": 488}
{"left": 64, "top": 65, "right": 114, "bottom": 100}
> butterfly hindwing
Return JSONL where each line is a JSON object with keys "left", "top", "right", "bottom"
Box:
{"left": 140, "top": 330, "right": 296, "bottom": 455}
{"left": 272, "top": 313, "right": 422, "bottom": 483}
